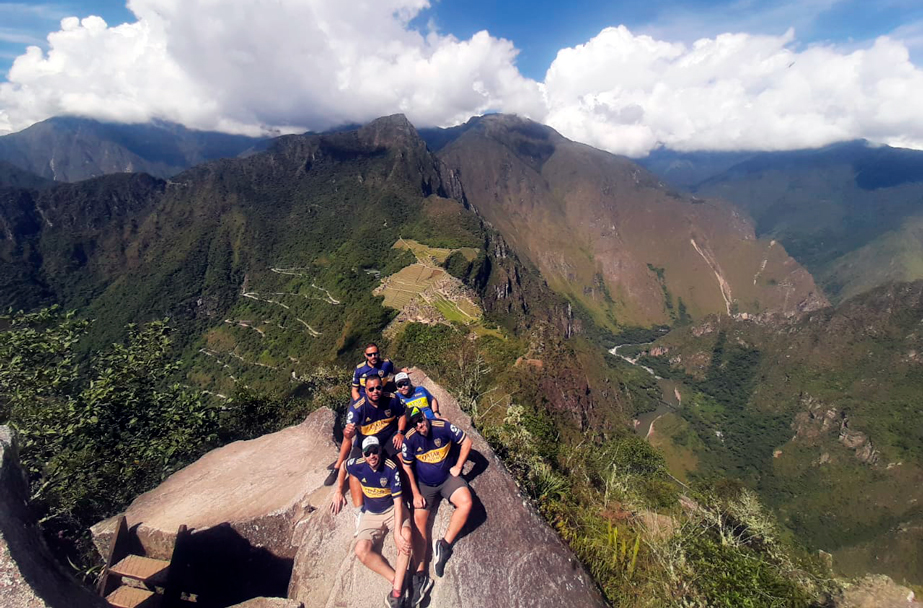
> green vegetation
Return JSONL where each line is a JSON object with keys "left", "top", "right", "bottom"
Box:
{"left": 392, "top": 321, "right": 830, "bottom": 607}
{"left": 0, "top": 308, "right": 344, "bottom": 579}
{"left": 640, "top": 285, "right": 923, "bottom": 585}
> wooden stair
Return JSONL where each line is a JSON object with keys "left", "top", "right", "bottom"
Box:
{"left": 105, "top": 586, "right": 157, "bottom": 608}
{"left": 98, "top": 517, "right": 189, "bottom": 608}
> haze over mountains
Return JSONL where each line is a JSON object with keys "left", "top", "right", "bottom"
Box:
{"left": 0, "top": 116, "right": 266, "bottom": 183}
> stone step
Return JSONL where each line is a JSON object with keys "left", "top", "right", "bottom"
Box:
{"left": 105, "top": 585, "right": 159, "bottom": 608}
{"left": 110, "top": 554, "right": 170, "bottom": 583}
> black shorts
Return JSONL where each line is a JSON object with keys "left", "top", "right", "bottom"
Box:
{"left": 419, "top": 475, "right": 468, "bottom": 509}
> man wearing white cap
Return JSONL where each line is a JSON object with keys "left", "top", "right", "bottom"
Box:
{"left": 394, "top": 372, "right": 440, "bottom": 420}
{"left": 331, "top": 435, "right": 413, "bottom": 608}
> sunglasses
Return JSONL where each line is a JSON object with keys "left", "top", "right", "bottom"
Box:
{"left": 396, "top": 381, "right": 410, "bottom": 388}
{"left": 365, "top": 351, "right": 380, "bottom": 357}
{"left": 414, "top": 418, "right": 428, "bottom": 426}
{"left": 363, "top": 446, "right": 381, "bottom": 456}
{"left": 366, "top": 386, "right": 383, "bottom": 392}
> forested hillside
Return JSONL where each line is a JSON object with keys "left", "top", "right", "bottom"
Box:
{"left": 636, "top": 282, "right": 923, "bottom": 584}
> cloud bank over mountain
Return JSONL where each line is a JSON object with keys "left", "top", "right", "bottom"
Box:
{"left": 1, "top": 0, "right": 922, "bottom": 156}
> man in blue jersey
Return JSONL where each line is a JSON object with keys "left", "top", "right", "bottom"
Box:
{"left": 352, "top": 343, "right": 396, "bottom": 400}
{"left": 325, "top": 374, "right": 407, "bottom": 515}
{"left": 330, "top": 436, "right": 412, "bottom": 608}
{"left": 401, "top": 407, "right": 473, "bottom": 599}
{"left": 394, "top": 372, "right": 440, "bottom": 420}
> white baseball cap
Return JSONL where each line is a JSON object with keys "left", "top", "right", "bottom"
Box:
{"left": 394, "top": 372, "right": 410, "bottom": 384}
{"left": 361, "top": 436, "right": 380, "bottom": 452}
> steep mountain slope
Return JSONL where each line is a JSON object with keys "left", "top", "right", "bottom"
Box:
{"left": 0, "top": 117, "right": 266, "bottom": 182}
{"left": 666, "top": 141, "right": 923, "bottom": 302}
{"left": 640, "top": 281, "right": 923, "bottom": 584}
{"left": 437, "top": 115, "right": 826, "bottom": 328}
{"left": 0, "top": 161, "right": 53, "bottom": 190}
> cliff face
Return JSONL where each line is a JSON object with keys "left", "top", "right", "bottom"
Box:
{"left": 437, "top": 115, "right": 826, "bottom": 327}
{"left": 0, "top": 427, "right": 107, "bottom": 608}
{"left": 91, "top": 371, "right": 607, "bottom": 608}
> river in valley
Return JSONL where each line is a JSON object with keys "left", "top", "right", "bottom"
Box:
{"left": 609, "top": 343, "right": 684, "bottom": 439}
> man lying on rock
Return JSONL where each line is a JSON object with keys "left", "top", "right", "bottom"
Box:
{"left": 401, "top": 406, "right": 473, "bottom": 595}
{"left": 330, "top": 435, "right": 413, "bottom": 608}
{"left": 394, "top": 371, "right": 440, "bottom": 419}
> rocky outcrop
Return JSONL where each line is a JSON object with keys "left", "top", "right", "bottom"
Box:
{"left": 833, "top": 575, "right": 919, "bottom": 608}
{"left": 92, "top": 371, "right": 606, "bottom": 608}
{"left": 791, "top": 397, "right": 880, "bottom": 465}
{"left": 0, "top": 426, "right": 107, "bottom": 608}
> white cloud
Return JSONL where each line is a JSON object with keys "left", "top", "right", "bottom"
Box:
{"left": 0, "top": 2, "right": 922, "bottom": 157}
{"left": 0, "top": 0, "right": 541, "bottom": 135}
{"left": 541, "top": 26, "right": 923, "bottom": 156}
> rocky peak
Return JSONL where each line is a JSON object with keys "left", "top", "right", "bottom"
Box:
{"left": 90, "top": 371, "right": 607, "bottom": 608}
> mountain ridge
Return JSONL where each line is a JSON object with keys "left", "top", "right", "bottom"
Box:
{"left": 0, "top": 116, "right": 267, "bottom": 183}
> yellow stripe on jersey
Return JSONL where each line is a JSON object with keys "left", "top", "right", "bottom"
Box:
{"left": 362, "top": 486, "right": 395, "bottom": 499}
{"left": 360, "top": 417, "right": 395, "bottom": 437}
{"left": 416, "top": 443, "right": 451, "bottom": 464}
{"left": 404, "top": 395, "right": 431, "bottom": 409}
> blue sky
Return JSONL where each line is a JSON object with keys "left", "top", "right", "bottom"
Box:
{"left": 1, "top": 0, "right": 923, "bottom": 154}
{"left": 3, "top": 0, "right": 921, "bottom": 80}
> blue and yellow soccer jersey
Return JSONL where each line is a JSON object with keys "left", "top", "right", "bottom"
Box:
{"left": 346, "top": 394, "right": 405, "bottom": 443}
{"left": 352, "top": 359, "right": 395, "bottom": 396}
{"left": 401, "top": 419, "right": 467, "bottom": 487}
{"left": 345, "top": 457, "right": 402, "bottom": 514}
{"left": 396, "top": 385, "right": 436, "bottom": 419}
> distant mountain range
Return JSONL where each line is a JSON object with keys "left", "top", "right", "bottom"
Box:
{"left": 0, "top": 116, "right": 267, "bottom": 183}
{"left": 638, "top": 141, "right": 923, "bottom": 302}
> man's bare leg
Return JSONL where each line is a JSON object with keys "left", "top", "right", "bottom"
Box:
{"left": 355, "top": 539, "right": 395, "bottom": 582}
{"left": 392, "top": 525, "right": 413, "bottom": 593}
{"left": 411, "top": 507, "right": 430, "bottom": 574}
{"left": 443, "top": 487, "right": 472, "bottom": 544}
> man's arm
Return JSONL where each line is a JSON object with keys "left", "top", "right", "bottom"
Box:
{"left": 392, "top": 400, "right": 407, "bottom": 449}
{"left": 450, "top": 435, "right": 472, "bottom": 477}
{"left": 400, "top": 444, "right": 426, "bottom": 509}
{"left": 430, "top": 395, "right": 440, "bottom": 416}
{"left": 351, "top": 367, "right": 362, "bottom": 401}
{"left": 329, "top": 463, "right": 349, "bottom": 513}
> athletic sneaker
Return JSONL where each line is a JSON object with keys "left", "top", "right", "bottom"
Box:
{"left": 323, "top": 464, "right": 338, "bottom": 486}
{"left": 410, "top": 572, "right": 433, "bottom": 607}
{"left": 433, "top": 539, "right": 452, "bottom": 577}
{"left": 384, "top": 590, "right": 404, "bottom": 608}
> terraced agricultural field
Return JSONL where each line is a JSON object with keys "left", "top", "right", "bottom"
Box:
{"left": 395, "top": 238, "right": 454, "bottom": 264}
{"left": 379, "top": 264, "right": 447, "bottom": 308}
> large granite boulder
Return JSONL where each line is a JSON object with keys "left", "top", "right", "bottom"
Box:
{"left": 91, "top": 409, "right": 334, "bottom": 605}
{"left": 91, "top": 371, "right": 606, "bottom": 608}
{"left": 0, "top": 426, "right": 107, "bottom": 608}
{"left": 286, "top": 370, "right": 607, "bottom": 608}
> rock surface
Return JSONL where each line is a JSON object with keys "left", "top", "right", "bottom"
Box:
{"left": 227, "top": 599, "right": 302, "bottom": 608}
{"left": 91, "top": 409, "right": 333, "bottom": 561}
{"left": 0, "top": 426, "right": 107, "bottom": 608}
{"left": 833, "top": 575, "right": 919, "bottom": 608}
{"left": 91, "top": 371, "right": 606, "bottom": 608}
{"left": 287, "top": 370, "right": 607, "bottom": 608}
